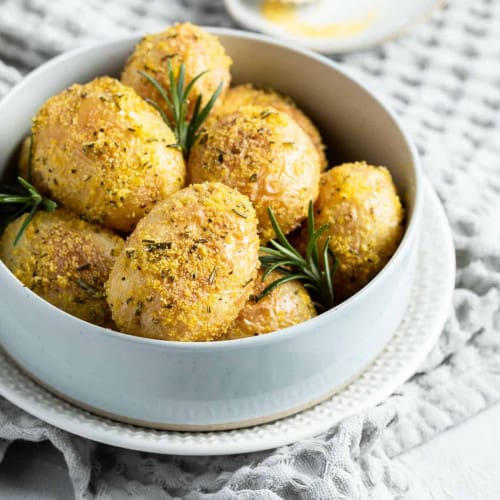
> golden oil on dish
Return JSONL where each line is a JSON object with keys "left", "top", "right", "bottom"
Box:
{"left": 261, "top": 0, "right": 376, "bottom": 39}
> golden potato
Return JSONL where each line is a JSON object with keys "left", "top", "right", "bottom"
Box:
{"left": 188, "top": 105, "right": 321, "bottom": 243}
{"left": 31, "top": 76, "right": 185, "bottom": 232}
{"left": 121, "top": 23, "right": 231, "bottom": 121}
{"left": 223, "top": 269, "right": 316, "bottom": 339}
{"left": 0, "top": 209, "right": 123, "bottom": 327}
{"left": 299, "top": 162, "right": 404, "bottom": 303}
{"left": 106, "top": 182, "right": 260, "bottom": 342}
{"left": 18, "top": 136, "right": 31, "bottom": 178}
{"left": 220, "top": 84, "right": 328, "bottom": 170}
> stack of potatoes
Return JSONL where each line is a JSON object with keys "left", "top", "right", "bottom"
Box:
{"left": 0, "top": 23, "right": 404, "bottom": 342}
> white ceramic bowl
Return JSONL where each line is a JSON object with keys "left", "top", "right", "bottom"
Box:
{"left": 0, "top": 28, "right": 422, "bottom": 430}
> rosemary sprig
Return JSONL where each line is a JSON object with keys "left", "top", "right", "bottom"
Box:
{"left": 0, "top": 138, "right": 57, "bottom": 245}
{"left": 257, "top": 202, "right": 338, "bottom": 312}
{"left": 139, "top": 60, "right": 223, "bottom": 156}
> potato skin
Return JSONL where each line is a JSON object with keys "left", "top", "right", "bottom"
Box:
{"left": 121, "top": 23, "right": 231, "bottom": 121}
{"left": 300, "top": 162, "right": 404, "bottom": 303}
{"left": 188, "top": 105, "right": 321, "bottom": 243}
{"left": 18, "top": 136, "right": 31, "bottom": 178}
{"left": 106, "top": 183, "right": 260, "bottom": 342}
{"left": 224, "top": 269, "right": 316, "bottom": 339}
{"left": 0, "top": 209, "right": 123, "bottom": 327}
{"left": 31, "top": 76, "right": 185, "bottom": 232}
{"left": 220, "top": 84, "right": 328, "bottom": 170}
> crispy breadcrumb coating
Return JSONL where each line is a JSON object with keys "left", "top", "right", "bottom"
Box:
{"left": 0, "top": 209, "right": 123, "bottom": 327}
{"left": 188, "top": 105, "right": 321, "bottom": 242}
{"left": 106, "top": 182, "right": 260, "bottom": 341}
{"left": 31, "top": 76, "right": 185, "bottom": 232}
{"left": 121, "top": 22, "right": 231, "bottom": 121}
{"left": 300, "top": 162, "right": 404, "bottom": 302}
{"left": 220, "top": 84, "right": 327, "bottom": 170}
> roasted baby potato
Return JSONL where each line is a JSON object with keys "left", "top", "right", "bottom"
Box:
{"left": 0, "top": 209, "right": 123, "bottom": 327}
{"left": 299, "top": 162, "right": 404, "bottom": 302}
{"left": 106, "top": 182, "right": 259, "bottom": 342}
{"left": 121, "top": 22, "right": 231, "bottom": 121}
{"left": 224, "top": 269, "right": 316, "bottom": 339}
{"left": 220, "top": 84, "right": 327, "bottom": 170}
{"left": 188, "top": 105, "right": 321, "bottom": 242}
{"left": 30, "top": 76, "right": 185, "bottom": 232}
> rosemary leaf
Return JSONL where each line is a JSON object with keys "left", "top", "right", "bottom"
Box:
{"left": 257, "top": 202, "right": 338, "bottom": 312}
{"left": 144, "top": 97, "right": 171, "bottom": 126}
{"left": 13, "top": 204, "right": 38, "bottom": 246}
{"left": 138, "top": 71, "right": 174, "bottom": 115}
{"left": 139, "top": 60, "right": 222, "bottom": 156}
{"left": 255, "top": 274, "right": 305, "bottom": 301}
{"left": 0, "top": 165, "right": 57, "bottom": 246}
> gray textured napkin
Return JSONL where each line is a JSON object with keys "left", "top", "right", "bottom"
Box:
{"left": 0, "top": 0, "right": 499, "bottom": 498}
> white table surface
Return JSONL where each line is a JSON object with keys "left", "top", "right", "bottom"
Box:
{"left": 1, "top": 403, "right": 499, "bottom": 499}
{"left": 398, "top": 403, "right": 500, "bottom": 500}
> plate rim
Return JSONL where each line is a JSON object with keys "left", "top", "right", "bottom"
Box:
{"left": 0, "top": 180, "right": 455, "bottom": 455}
{"left": 224, "top": 0, "right": 445, "bottom": 54}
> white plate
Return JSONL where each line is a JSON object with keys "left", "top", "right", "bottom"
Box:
{"left": 0, "top": 181, "right": 455, "bottom": 455}
{"left": 224, "top": 0, "right": 443, "bottom": 53}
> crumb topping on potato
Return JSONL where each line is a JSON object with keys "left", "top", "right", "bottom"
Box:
{"left": 31, "top": 76, "right": 185, "bottom": 232}
{"left": 188, "top": 105, "right": 321, "bottom": 243}
{"left": 122, "top": 22, "right": 231, "bottom": 122}
{"left": 106, "top": 182, "right": 259, "bottom": 341}
{"left": 301, "top": 161, "right": 405, "bottom": 302}
{"left": 0, "top": 209, "right": 123, "bottom": 327}
{"left": 220, "top": 84, "right": 328, "bottom": 170}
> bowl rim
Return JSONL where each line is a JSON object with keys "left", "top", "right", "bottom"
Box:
{"left": 0, "top": 26, "right": 423, "bottom": 351}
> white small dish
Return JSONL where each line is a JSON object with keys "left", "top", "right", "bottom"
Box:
{"left": 0, "top": 182, "right": 454, "bottom": 455}
{"left": 224, "top": 0, "right": 443, "bottom": 53}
